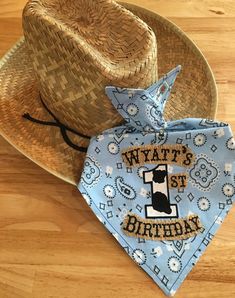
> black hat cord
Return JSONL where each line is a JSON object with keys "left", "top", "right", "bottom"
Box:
{"left": 22, "top": 94, "right": 90, "bottom": 152}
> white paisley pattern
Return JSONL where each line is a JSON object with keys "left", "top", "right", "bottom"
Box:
{"left": 78, "top": 65, "right": 235, "bottom": 296}
{"left": 189, "top": 154, "right": 220, "bottom": 191}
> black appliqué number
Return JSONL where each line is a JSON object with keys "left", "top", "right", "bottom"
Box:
{"left": 143, "top": 164, "right": 179, "bottom": 219}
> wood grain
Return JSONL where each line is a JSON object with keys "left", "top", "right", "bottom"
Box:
{"left": 0, "top": 1, "right": 234, "bottom": 297}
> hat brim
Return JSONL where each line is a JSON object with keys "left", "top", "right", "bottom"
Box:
{"left": 0, "top": 3, "right": 218, "bottom": 186}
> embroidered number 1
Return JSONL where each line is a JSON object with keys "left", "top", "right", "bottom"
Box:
{"left": 143, "top": 164, "right": 179, "bottom": 219}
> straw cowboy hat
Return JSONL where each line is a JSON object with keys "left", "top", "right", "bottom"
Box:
{"left": 0, "top": 0, "right": 217, "bottom": 185}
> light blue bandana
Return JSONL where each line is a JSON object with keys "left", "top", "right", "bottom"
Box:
{"left": 78, "top": 66, "right": 235, "bottom": 296}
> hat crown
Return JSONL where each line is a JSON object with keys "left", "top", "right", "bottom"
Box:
{"left": 22, "top": 0, "right": 158, "bottom": 136}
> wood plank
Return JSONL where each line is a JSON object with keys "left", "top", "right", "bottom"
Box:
{"left": 0, "top": 0, "right": 234, "bottom": 297}
{"left": 1, "top": 0, "right": 235, "bottom": 18}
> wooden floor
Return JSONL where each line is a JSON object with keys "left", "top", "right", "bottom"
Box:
{"left": 0, "top": 0, "right": 234, "bottom": 297}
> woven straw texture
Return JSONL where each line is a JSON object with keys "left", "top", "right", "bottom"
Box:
{"left": 0, "top": 1, "right": 218, "bottom": 185}
{"left": 124, "top": 2, "right": 218, "bottom": 120}
{"left": 23, "top": 0, "right": 158, "bottom": 136}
